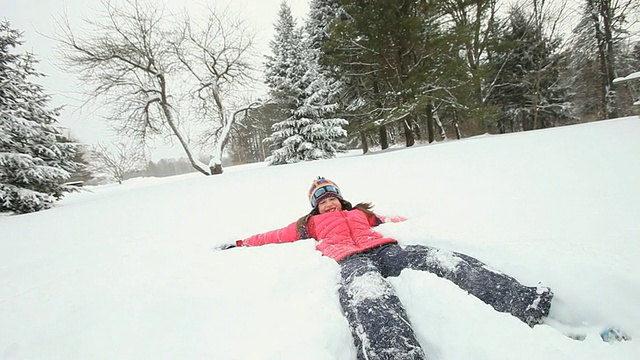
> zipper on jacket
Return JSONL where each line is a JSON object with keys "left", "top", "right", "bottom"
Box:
{"left": 341, "top": 210, "right": 359, "bottom": 247}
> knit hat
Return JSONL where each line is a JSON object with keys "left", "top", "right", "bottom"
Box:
{"left": 308, "top": 177, "right": 342, "bottom": 208}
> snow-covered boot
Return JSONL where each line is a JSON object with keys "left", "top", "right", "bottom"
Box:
{"left": 523, "top": 285, "right": 554, "bottom": 326}
{"left": 600, "top": 327, "right": 632, "bottom": 343}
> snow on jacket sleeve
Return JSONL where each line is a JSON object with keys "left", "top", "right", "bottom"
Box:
{"left": 240, "top": 222, "right": 301, "bottom": 247}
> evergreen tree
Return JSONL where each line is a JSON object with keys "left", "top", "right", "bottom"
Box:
{"left": 324, "top": 0, "right": 410, "bottom": 148}
{"left": 306, "top": 0, "right": 343, "bottom": 51}
{"left": 295, "top": 61, "right": 348, "bottom": 160}
{"left": 324, "top": 0, "right": 456, "bottom": 148}
{"left": 301, "top": 0, "right": 348, "bottom": 157}
{"left": 441, "top": 0, "right": 502, "bottom": 135}
{"left": 308, "top": 0, "right": 383, "bottom": 152}
{"left": 612, "top": 41, "right": 640, "bottom": 115}
{"left": 264, "top": 2, "right": 307, "bottom": 164}
{"left": 486, "top": 9, "right": 572, "bottom": 133}
{"left": 632, "top": 42, "right": 640, "bottom": 70}
{"left": 265, "top": 1, "right": 347, "bottom": 165}
{"left": 0, "top": 22, "right": 78, "bottom": 213}
{"left": 66, "top": 140, "right": 94, "bottom": 184}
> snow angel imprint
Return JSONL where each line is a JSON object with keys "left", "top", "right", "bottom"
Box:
{"left": 218, "top": 177, "right": 554, "bottom": 360}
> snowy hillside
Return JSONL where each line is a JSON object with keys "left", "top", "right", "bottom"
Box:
{"left": 1, "top": 117, "right": 639, "bottom": 359}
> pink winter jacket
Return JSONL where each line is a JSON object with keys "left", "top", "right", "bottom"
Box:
{"left": 240, "top": 209, "right": 405, "bottom": 261}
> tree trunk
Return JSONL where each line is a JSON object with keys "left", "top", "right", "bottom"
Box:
{"left": 413, "top": 118, "right": 423, "bottom": 140}
{"left": 590, "top": 0, "right": 619, "bottom": 119}
{"left": 521, "top": 102, "right": 531, "bottom": 131}
{"left": 360, "top": 118, "right": 369, "bottom": 154}
{"left": 602, "top": 0, "right": 618, "bottom": 119}
{"left": 379, "top": 124, "right": 389, "bottom": 150}
{"left": 210, "top": 164, "right": 223, "bottom": 174}
{"left": 403, "top": 114, "right": 415, "bottom": 147}
{"left": 158, "top": 96, "right": 210, "bottom": 175}
{"left": 372, "top": 80, "right": 388, "bottom": 150}
{"left": 360, "top": 129, "right": 369, "bottom": 154}
{"left": 532, "top": 92, "right": 539, "bottom": 130}
{"left": 426, "top": 102, "right": 435, "bottom": 143}
{"left": 434, "top": 111, "right": 447, "bottom": 141}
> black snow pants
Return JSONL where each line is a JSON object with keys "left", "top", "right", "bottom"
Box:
{"left": 337, "top": 243, "right": 553, "bottom": 360}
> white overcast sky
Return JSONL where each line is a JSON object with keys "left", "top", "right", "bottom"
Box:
{"left": 4, "top": 0, "right": 310, "bottom": 158}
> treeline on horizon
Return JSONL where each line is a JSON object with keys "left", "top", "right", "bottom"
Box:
{"left": 227, "top": 0, "right": 640, "bottom": 164}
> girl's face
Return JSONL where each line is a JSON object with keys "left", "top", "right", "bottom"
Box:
{"left": 318, "top": 197, "right": 342, "bottom": 214}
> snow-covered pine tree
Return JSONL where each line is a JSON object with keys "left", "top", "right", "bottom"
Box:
{"left": 264, "top": 2, "right": 307, "bottom": 165}
{"left": 297, "top": 0, "right": 348, "bottom": 160}
{"left": 293, "top": 61, "right": 347, "bottom": 161}
{"left": 486, "top": 9, "right": 572, "bottom": 133}
{"left": 306, "top": 0, "right": 343, "bottom": 51}
{"left": 0, "top": 22, "right": 78, "bottom": 214}
{"left": 265, "top": 1, "right": 347, "bottom": 165}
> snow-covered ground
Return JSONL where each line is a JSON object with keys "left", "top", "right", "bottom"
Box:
{"left": 1, "top": 117, "right": 639, "bottom": 359}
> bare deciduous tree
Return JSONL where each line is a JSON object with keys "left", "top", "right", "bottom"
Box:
{"left": 522, "top": 0, "right": 573, "bottom": 130}
{"left": 89, "top": 142, "right": 145, "bottom": 184}
{"left": 171, "top": 6, "right": 261, "bottom": 173}
{"left": 55, "top": 0, "right": 259, "bottom": 175}
{"left": 573, "top": 0, "right": 640, "bottom": 119}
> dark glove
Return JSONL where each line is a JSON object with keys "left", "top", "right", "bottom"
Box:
{"left": 213, "top": 240, "right": 244, "bottom": 251}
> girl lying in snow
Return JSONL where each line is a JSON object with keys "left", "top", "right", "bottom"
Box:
{"left": 217, "top": 177, "right": 623, "bottom": 360}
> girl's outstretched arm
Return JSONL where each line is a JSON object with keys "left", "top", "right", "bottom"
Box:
{"left": 238, "top": 222, "right": 301, "bottom": 247}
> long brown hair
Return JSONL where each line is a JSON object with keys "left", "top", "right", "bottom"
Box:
{"left": 295, "top": 200, "right": 376, "bottom": 233}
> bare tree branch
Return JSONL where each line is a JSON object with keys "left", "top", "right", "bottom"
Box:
{"left": 89, "top": 141, "right": 145, "bottom": 184}
{"left": 54, "top": 0, "right": 258, "bottom": 175}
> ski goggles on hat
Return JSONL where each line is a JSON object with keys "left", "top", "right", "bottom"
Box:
{"left": 310, "top": 185, "right": 340, "bottom": 207}
{"left": 312, "top": 185, "right": 338, "bottom": 199}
